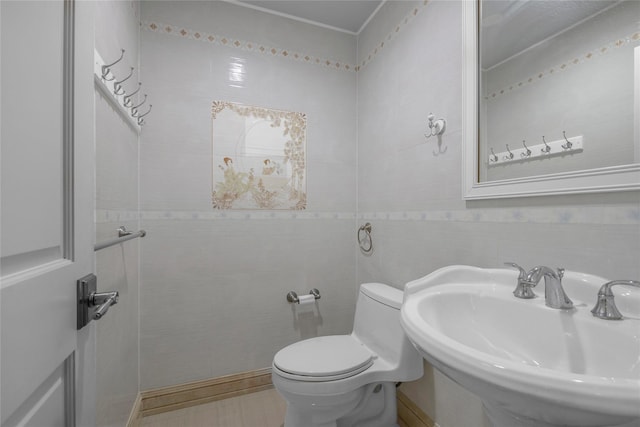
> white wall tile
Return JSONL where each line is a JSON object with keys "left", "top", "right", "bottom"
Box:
{"left": 356, "top": 1, "right": 640, "bottom": 425}
{"left": 140, "top": 33, "right": 357, "bottom": 212}
{"left": 139, "top": 219, "right": 357, "bottom": 389}
{"left": 114, "top": 1, "right": 640, "bottom": 424}
{"left": 95, "top": 221, "right": 140, "bottom": 427}
{"left": 94, "top": 2, "right": 141, "bottom": 425}
{"left": 139, "top": 3, "right": 358, "bottom": 388}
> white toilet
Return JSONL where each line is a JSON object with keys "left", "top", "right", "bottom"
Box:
{"left": 272, "top": 283, "right": 423, "bottom": 427}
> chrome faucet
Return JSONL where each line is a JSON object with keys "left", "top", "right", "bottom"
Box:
{"left": 591, "top": 280, "right": 640, "bottom": 320}
{"left": 506, "top": 263, "right": 574, "bottom": 309}
{"left": 526, "top": 266, "right": 573, "bottom": 309}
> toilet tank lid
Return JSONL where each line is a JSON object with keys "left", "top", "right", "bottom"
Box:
{"left": 359, "top": 283, "right": 402, "bottom": 309}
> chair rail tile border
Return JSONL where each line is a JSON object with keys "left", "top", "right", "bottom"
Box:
{"left": 95, "top": 205, "right": 638, "bottom": 225}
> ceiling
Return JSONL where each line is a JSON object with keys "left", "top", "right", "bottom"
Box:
{"left": 481, "top": 0, "right": 619, "bottom": 69}
{"left": 236, "top": 0, "right": 384, "bottom": 34}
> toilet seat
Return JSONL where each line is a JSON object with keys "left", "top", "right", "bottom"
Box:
{"left": 273, "top": 335, "right": 374, "bottom": 382}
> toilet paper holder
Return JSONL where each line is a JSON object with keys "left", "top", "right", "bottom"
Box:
{"left": 287, "top": 288, "right": 321, "bottom": 304}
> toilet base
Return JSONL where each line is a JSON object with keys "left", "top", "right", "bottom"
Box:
{"left": 338, "top": 382, "right": 397, "bottom": 427}
{"left": 280, "top": 382, "right": 398, "bottom": 427}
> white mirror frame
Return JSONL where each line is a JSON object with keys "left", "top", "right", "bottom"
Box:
{"left": 462, "top": 1, "right": 640, "bottom": 200}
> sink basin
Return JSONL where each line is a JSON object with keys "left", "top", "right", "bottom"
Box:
{"left": 400, "top": 265, "right": 640, "bottom": 427}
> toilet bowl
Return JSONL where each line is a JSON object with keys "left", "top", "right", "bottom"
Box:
{"left": 272, "top": 283, "right": 423, "bottom": 427}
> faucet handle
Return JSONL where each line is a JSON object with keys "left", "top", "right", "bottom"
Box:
{"left": 505, "top": 262, "right": 536, "bottom": 299}
{"left": 591, "top": 280, "right": 640, "bottom": 320}
{"left": 504, "top": 262, "right": 527, "bottom": 279}
{"left": 557, "top": 267, "right": 565, "bottom": 279}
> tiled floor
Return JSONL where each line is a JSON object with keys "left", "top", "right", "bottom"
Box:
{"left": 141, "top": 389, "right": 287, "bottom": 427}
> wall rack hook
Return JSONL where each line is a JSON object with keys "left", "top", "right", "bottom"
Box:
{"left": 490, "top": 148, "right": 498, "bottom": 163}
{"left": 136, "top": 104, "right": 153, "bottom": 126}
{"left": 503, "top": 144, "right": 514, "bottom": 160}
{"left": 123, "top": 82, "right": 142, "bottom": 107}
{"left": 521, "top": 140, "right": 531, "bottom": 158}
{"left": 113, "top": 67, "right": 134, "bottom": 96}
{"left": 101, "top": 48, "right": 125, "bottom": 81}
{"left": 541, "top": 136, "right": 551, "bottom": 154}
{"left": 561, "top": 131, "right": 573, "bottom": 150}
{"left": 130, "top": 94, "right": 148, "bottom": 117}
{"left": 487, "top": 134, "right": 583, "bottom": 167}
{"left": 94, "top": 49, "right": 152, "bottom": 133}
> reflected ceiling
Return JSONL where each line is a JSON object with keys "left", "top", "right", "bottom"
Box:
{"left": 481, "top": 0, "right": 618, "bottom": 69}
{"left": 237, "top": 0, "right": 383, "bottom": 34}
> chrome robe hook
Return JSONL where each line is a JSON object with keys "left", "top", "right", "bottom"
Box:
{"left": 136, "top": 105, "right": 153, "bottom": 126}
{"left": 503, "top": 144, "right": 514, "bottom": 160}
{"left": 541, "top": 136, "right": 551, "bottom": 154}
{"left": 130, "top": 94, "right": 147, "bottom": 117}
{"left": 521, "top": 140, "right": 531, "bottom": 158}
{"left": 561, "top": 131, "right": 573, "bottom": 150}
{"left": 424, "top": 113, "right": 446, "bottom": 139}
{"left": 489, "top": 148, "right": 498, "bottom": 163}
{"left": 101, "top": 49, "right": 125, "bottom": 81}
{"left": 123, "top": 83, "right": 142, "bottom": 107}
{"left": 113, "top": 67, "right": 134, "bottom": 96}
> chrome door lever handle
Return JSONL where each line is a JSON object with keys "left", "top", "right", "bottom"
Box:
{"left": 90, "top": 291, "right": 119, "bottom": 320}
{"left": 77, "top": 274, "right": 120, "bottom": 329}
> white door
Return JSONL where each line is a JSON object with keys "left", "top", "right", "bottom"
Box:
{"left": 1, "top": 1, "right": 96, "bottom": 426}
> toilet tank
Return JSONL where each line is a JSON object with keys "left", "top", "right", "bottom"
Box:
{"left": 352, "top": 283, "right": 423, "bottom": 380}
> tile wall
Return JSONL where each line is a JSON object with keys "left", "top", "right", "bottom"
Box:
{"left": 138, "top": 0, "right": 358, "bottom": 390}
{"left": 356, "top": 1, "right": 640, "bottom": 426}
{"left": 87, "top": 0, "right": 640, "bottom": 424}
{"left": 95, "top": 1, "right": 141, "bottom": 426}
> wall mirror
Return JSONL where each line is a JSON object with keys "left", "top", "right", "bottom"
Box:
{"left": 211, "top": 101, "right": 307, "bottom": 210}
{"left": 463, "top": 0, "right": 640, "bottom": 199}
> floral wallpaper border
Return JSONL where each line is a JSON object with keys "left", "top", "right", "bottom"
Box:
{"left": 484, "top": 31, "right": 640, "bottom": 101}
{"left": 140, "top": 1, "right": 429, "bottom": 74}
{"left": 141, "top": 20, "right": 356, "bottom": 72}
{"left": 357, "top": 1, "right": 429, "bottom": 72}
{"left": 94, "top": 206, "right": 640, "bottom": 225}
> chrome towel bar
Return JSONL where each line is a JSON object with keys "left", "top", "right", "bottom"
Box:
{"left": 94, "top": 226, "right": 146, "bottom": 251}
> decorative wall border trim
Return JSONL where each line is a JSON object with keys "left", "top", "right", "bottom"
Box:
{"left": 484, "top": 31, "right": 640, "bottom": 101}
{"left": 141, "top": 0, "right": 431, "bottom": 74}
{"left": 357, "top": 0, "right": 429, "bottom": 72}
{"left": 141, "top": 20, "right": 356, "bottom": 72}
{"left": 107, "top": 205, "right": 640, "bottom": 225}
{"left": 96, "top": 209, "right": 139, "bottom": 224}
{"left": 359, "top": 206, "right": 640, "bottom": 225}
{"left": 138, "top": 210, "right": 357, "bottom": 221}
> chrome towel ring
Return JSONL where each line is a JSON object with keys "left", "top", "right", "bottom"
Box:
{"left": 357, "top": 223, "right": 373, "bottom": 253}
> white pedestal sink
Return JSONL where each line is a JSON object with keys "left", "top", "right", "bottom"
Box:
{"left": 400, "top": 265, "right": 640, "bottom": 427}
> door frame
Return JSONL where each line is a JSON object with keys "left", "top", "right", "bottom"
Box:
{"left": 73, "top": 1, "right": 98, "bottom": 425}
